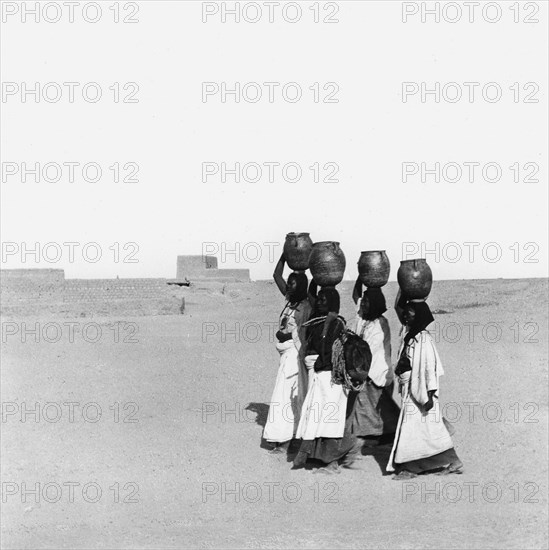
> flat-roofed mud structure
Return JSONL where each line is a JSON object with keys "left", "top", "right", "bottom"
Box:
{"left": 167, "top": 255, "right": 250, "bottom": 285}
{"left": 1, "top": 254, "right": 251, "bottom": 317}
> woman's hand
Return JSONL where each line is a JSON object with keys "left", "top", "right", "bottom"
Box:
{"left": 276, "top": 330, "right": 292, "bottom": 343}
{"left": 423, "top": 397, "right": 434, "bottom": 412}
{"left": 398, "top": 376, "right": 407, "bottom": 397}
{"left": 304, "top": 354, "right": 318, "bottom": 370}
{"left": 395, "top": 354, "right": 412, "bottom": 376}
{"left": 423, "top": 390, "right": 437, "bottom": 412}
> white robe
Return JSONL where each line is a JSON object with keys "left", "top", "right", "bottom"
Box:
{"left": 263, "top": 340, "right": 302, "bottom": 442}
{"left": 386, "top": 329, "right": 454, "bottom": 472}
{"left": 352, "top": 314, "right": 393, "bottom": 387}
{"left": 296, "top": 356, "right": 348, "bottom": 440}
{"left": 263, "top": 303, "right": 308, "bottom": 443}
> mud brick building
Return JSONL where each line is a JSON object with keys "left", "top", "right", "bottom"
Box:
{"left": 1, "top": 255, "right": 250, "bottom": 317}
{"left": 173, "top": 255, "right": 250, "bottom": 283}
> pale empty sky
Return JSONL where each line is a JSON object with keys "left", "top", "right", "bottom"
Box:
{"left": 2, "top": 1, "right": 547, "bottom": 281}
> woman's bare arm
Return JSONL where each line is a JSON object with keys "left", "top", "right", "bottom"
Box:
{"left": 352, "top": 277, "right": 362, "bottom": 304}
{"left": 307, "top": 279, "right": 317, "bottom": 309}
{"left": 395, "top": 288, "right": 406, "bottom": 325}
{"left": 273, "top": 254, "right": 287, "bottom": 296}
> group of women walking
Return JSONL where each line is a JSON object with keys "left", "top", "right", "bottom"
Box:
{"left": 262, "top": 254, "right": 463, "bottom": 479}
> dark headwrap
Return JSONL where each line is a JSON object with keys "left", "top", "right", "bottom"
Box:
{"left": 361, "top": 287, "right": 387, "bottom": 321}
{"left": 403, "top": 301, "right": 435, "bottom": 345}
{"left": 286, "top": 271, "right": 308, "bottom": 304}
{"left": 314, "top": 286, "right": 340, "bottom": 315}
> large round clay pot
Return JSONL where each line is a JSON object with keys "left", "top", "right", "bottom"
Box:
{"left": 358, "top": 251, "right": 390, "bottom": 288}
{"left": 309, "top": 241, "right": 346, "bottom": 287}
{"left": 397, "top": 259, "right": 433, "bottom": 299}
{"left": 283, "top": 232, "right": 313, "bottom": 271}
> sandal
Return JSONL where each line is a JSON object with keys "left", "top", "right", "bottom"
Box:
{"left": 269, "top": 442, "right": 290, "bottom": 455}
{"left": 292, "top": 451, "right": 308, "bottom": 468}
{"left": 448, "top": 460, "right": 464, "bottom": 474}
{"left": 340, "top": 454, "right": 362, "bottom": 469}
{"left": 434, "top": 461, "right": 464, "bottom": 476}
{"left": 314, "top": 466, "right": 341, "bottom": 475}
{"left": 392, "top": 470, "right": 417, "bottom": 480}
{"left": 314, "top": 461, "right": 340, "bottom": 475}
{"left": 269, "top": 447, "right": 284, "bottom": 455}
{"left": 341, "top": 461, "right": 362, "bottom": 470}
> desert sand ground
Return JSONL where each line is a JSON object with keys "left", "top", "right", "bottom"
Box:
{"left": 1, "top": 278, "right": 548, "bottom": 549}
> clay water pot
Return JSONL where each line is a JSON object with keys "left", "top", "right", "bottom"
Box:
{"left": 283, "top": 232, "right": 313, "bottom": 271}
{"left": 309, "top": 241, "right": 346, "bottom": 287}
{"left": 397, "top": 258, "right": 433, "bottom": 299}
{"left": 357, "top": 251, "right": 390, "bottom": 288}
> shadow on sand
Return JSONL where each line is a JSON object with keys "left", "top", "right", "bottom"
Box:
{"left": 359, "top": 435, "right": 394, "bottom": 476}
{"left": 246, "top": 401, "right": 397, "bottom": 472}
{"left": 245, "top": 402, "right": 273, "bottom": 450}
{"left": 245, "top": 402, "right": 269, "bottom": 427}
{"left": 245, "top": 402, "right": 306, "bottom": 458}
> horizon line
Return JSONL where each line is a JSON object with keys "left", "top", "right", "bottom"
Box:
{"left": 1, "top": 268, "right": 547, "bottom": 285}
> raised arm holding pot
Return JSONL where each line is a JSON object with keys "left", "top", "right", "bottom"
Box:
{"left": 273, "top": 253, "right": 287, "bottom": 296}
{"left": 394, "top": 288, "right": 407, "bottom": 325}
{"left": 352, "top": 277, "right": 362, "bottom": 305}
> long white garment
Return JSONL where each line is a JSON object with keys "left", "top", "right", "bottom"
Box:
{"left": 263, "top": 303, "right": 308, "bottom": 443}
{"left": 353, "top": 314, "right": 393, "bottom": 387}
{"left": 296, "top": 364, "right": 348, "bottom": 440}
{"left": 282, "top": 302, "right": 309, "bottom": 402}
{"left": 263, "top": 340, "right": 302, "bottom": 442}
{"left": 386, "top": 330, "right": 453, "bottom": 472}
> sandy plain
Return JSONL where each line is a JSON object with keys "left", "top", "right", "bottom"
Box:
{"left": 1, "top": 278, "right": 548, "bottom": 549}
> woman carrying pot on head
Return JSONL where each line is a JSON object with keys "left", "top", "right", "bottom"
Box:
{"left": 347, "top": 281, "right": 400, "bottom": 451}
{"left": 263, "top": 254, "right": 314, "bottom": 454}
{"left": 388, "top": 291, "right": 463, "bottom": 479}
{"left": 293, "top": 287, "right": 358, "bottom": 474}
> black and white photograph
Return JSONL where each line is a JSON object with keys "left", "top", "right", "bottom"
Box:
{"left": 1, "top": 1, "right": 548, "bottom": 548}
